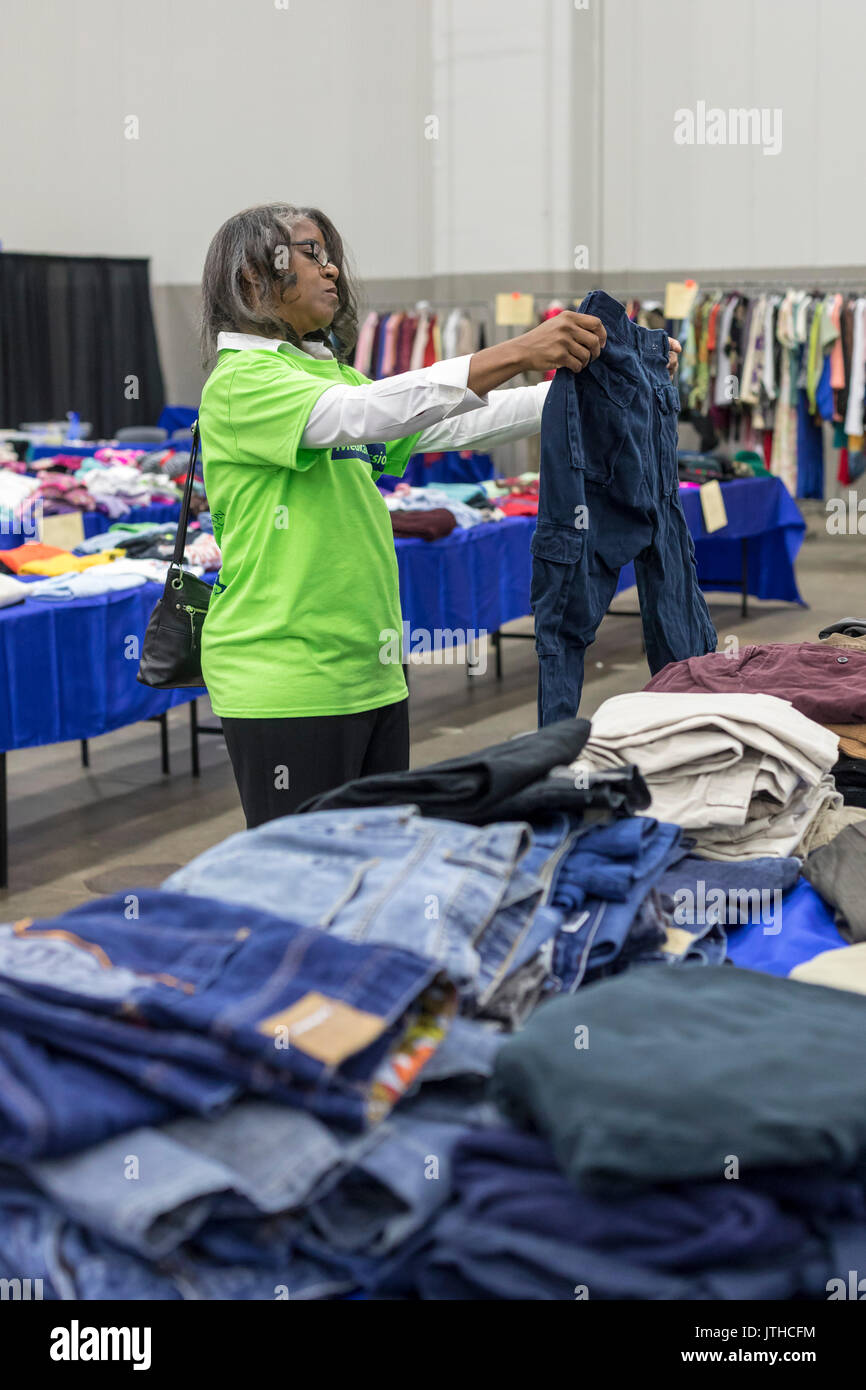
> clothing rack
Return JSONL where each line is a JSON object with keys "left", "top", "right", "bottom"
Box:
{"left": 363, "top": 298, "right": 492, "bottom": 311}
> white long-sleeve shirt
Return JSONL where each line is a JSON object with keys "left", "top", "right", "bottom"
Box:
{"left": 215, "top": 332, "right": 549, "bottom": 454}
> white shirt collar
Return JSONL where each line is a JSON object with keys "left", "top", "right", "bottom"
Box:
{"left": 216, "top": 331, "right": 334, "bottom": 360}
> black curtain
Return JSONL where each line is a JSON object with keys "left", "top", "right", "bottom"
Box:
{"left": 0, "top": 252, "right": 166, "bottom": 440}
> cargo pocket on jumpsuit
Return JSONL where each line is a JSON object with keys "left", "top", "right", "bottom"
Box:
{"left": 576, "top": 359, "right": 639, "bottom": 485}
{"left": 654, "top": 380, "right": 681, "bottom": 496}
{"left": 530, "top": 522, "right": 585, "bottom": 656}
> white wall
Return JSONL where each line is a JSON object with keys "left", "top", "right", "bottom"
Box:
{"left": 0, "top": 0, "right": 433, "bottom": 284}
{"left": 429, "top": 0, "right": 600, "bottom": 277}
{"left": 601, "top": 0, "right": 866, "bottom": 275}
{"left": 3, "top": 0, "right": 866, "bottom": 350}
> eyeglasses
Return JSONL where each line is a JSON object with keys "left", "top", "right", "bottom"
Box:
{"left": 290, "top": 240, "right": 334, "bottom": 269}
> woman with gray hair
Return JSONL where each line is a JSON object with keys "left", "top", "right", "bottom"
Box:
{"left": 198, "top": 203, "right": 609, "bottom": 827}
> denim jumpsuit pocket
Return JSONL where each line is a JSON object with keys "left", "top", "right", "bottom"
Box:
{"left": 576, "top": 360, "right": 639, "bottom": 485}
{"left": 654, "top": 381, "right": 681, "bottom": 496}
{"left": 530, "top": 523, "right": 584, "bottom": 655}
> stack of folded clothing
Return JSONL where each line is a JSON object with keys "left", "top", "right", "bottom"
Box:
{"left": 676, "top": 451, "right": 734, "bottom": 484}
{"left": 646, "top": 638, "right": 866, "bottom": 811}
{"left": 478, "top": 475, "right": 540, "bottom": 516}
{"left": 390, "top": 508, "right": 456, "bottom": 541}
{"left": 571, "top": 691, "right": 842, "bottom": 858}
{"left": 80, "top": 463, "right": 155, "bottom": 517}
{"left": 31, "top": 472, "right": 98, "bottom": 515}
{"left": 0, "top": 527, "right": 217, "bottom": 602}
{"left": 0, "top": 471, "right": 40, "bottom": 533}
{"left": 394, "top": 967, "right": 866, "bottom": 1300}
{"left": 385, "top": 483, "right": 503, "bottom": 536}
{"left": 818, "top": 618, "right": 866, "bottom": 807}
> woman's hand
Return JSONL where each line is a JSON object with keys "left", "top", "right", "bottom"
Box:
{"left": 668, "top": 337, "right": 682, "bottom": 378}
{"left": 467, "top": 311, "right": 607, "bottom": 397}
{"left": 517, "top": 311, "right": 607, "bottom": 374}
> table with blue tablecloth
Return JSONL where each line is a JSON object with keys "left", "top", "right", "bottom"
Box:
{"left": 0, "top": 476, "right": 805, "bottom": 885}
{"left": 397, "top": 477, "right": 805, "bottom": 634}
{"left": 0, "top": 503, "right": 184, "bottom": 552}
{"left": 0, "top": 579, "right": 206, "bottom": 885}
{"left": 615, "top": 477, "right": 807, "bottom": 610}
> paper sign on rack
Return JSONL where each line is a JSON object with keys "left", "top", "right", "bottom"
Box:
{"left": 496, "top": 293, "right": 535, "bottom": 327}
{"left": 700, "top": 480, "right": 728, "bottom": 533}
{"left": 663, "top": 280, "right": 699, "bottom": 319}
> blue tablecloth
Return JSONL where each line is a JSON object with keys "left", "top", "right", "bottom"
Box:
{"left": 396, "top": 478, "right": 805, "bottom": 631}
{"left": 27, "top": 441, "right": 171, "bottom": 462}
{"left": 0, "top": 479, "right": 804, "bottom": 753}
{"left": 396, "top": 519, "right": 531, "bottom": 636}
{"left": 615, "top": 477, "right": 806, "bottom": 603}
{"left": 0, "top": 581, "right": 202, "bottom": 753}
{"left": 0, "top": 504, "right": 183, "bottom": 552}
{"left": 379, "top": 451, "right": 494, "bottom": 490}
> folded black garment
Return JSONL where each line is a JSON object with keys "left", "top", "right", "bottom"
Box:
{"left": 802, "top": 823, "right": 866, "bottom": 943}
{"left": 677, "top": 452, "right": 736, "bottom": 485}
{"left": 819, "top": 618, "right": 866, "bottom": 639}
{"left": 832, "top": 755, "right": 866, "bottom": 808}
{"left": 112, "top": 530, "right": 177, "bottom": 558}
{"left": 298, "top": 719, "right": 596, "bottom": 821}
{"left": 481, "top": 763, "right": 649, "bottom": 822}
{"left": 490, "top": 966, "right": 866, "bottom": 1195}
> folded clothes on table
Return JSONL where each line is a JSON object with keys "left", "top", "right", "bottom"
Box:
{"left": 0, "top": 543, "right": 67, "bottom": 574}
{"left": 830, "top": 754, "right": 866, "bottom": 809}
{"left": 386, "top": 486, "right": 489, "bottom": 529}
{"left": 300, "top": 719, "right": 593, "bottom": 821}
{"left": 0, "top": 889, "right": 455, "bottom": 1158}
{"left": 548, "top": 818, "right": 685, "bottom": 990}
{"left": 802, "top": 822, "right": 866, "bottom": 942}
{"left": 490, "top": 965, "right": 866, "bottom": 1193}
{"left": 655, "top": 848, "right": 802, "bottom": 926}
{"left": 790, "top": 942, "right": 866, "bottom": 995}
{"left": 725, "top": 879, "right": 847, "bottom": 976}
{"left": 646, "top": 642, "right": 866, "bottom": 725}
{"left": 19, "top": 551, "right": 124, "bottom": 577}
{"left": 0, "top": 575, "right": 28, "bottom": 609}
{"left": 571, "top": 691, "right": 841, "bottom": 859}
{"left": 24, "top": 568, "right": 150, "bottom": 600}
{"left": 389, "top": 509, "right": 456, "bottom": 541}
{"left": 396, "top": 1127, "right": 861, "bottom": 1301}
{"left": 165, "top": 806, "right": 557, "bottom": 1021}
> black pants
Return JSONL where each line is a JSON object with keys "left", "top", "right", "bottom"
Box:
{"left": 221, "top": 698, "right": 410, "bottom": 829}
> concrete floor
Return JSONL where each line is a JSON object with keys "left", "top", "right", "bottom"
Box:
{"left": 2, "top": 498, "right": 861, "bottom": 919}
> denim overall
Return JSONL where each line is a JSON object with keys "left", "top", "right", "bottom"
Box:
{"left": 532, "top": 290, "right": 717, "bottom": 725}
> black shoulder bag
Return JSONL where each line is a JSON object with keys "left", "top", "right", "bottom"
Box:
{"left": 137, "top": 421, "right": 213, "bottom": 689}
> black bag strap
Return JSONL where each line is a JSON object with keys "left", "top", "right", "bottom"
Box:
{"left": 170, "top": 420, "right": 201, "bottom": 570}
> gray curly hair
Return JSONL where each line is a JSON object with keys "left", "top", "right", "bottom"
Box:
{"left": 200, "top": 203, "right": 359, "bottom": 366}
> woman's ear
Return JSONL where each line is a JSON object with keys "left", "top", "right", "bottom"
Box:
{"left": 238, "top": 266, "right": 263, "bottom": 310}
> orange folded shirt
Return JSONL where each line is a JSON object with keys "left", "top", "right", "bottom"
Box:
{"left": 0, "top": 543, "right": 66, "bottom": 574}
{"left": 19, "top": 551, "right": 123, "bottom": 577}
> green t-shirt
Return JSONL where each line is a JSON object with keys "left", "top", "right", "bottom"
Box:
{"left": 199, "top": 346, "right": 421, "bottom": 717}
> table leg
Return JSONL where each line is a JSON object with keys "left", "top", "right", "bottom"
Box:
{"left": 80, "top": 739, "right": 90, "bottom": 768}
{"left": 159, "top": 712, "right": 170, "bottom": 775}
{"left": 0, "top": 752, "right": 7, "bottom": 890}
{"left": 741, "top": 539, "right": 749, "bottom": 619}
{"left": 189, "top": 699, "right": 200, "bottom": 778}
